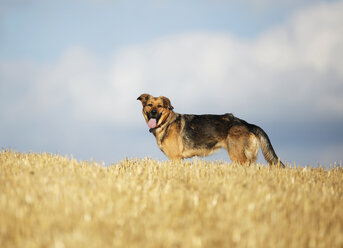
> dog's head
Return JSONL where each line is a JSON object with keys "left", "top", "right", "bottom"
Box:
{"left": 137, "top": 93, "right": 174, "bottom": 131}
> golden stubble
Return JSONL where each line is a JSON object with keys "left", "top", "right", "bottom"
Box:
{"left": 1, "top": 150, "right": 342, "bottom": 248}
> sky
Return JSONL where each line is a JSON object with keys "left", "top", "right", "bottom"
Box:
{"left": 1, "top": 0, "right": 343, "bottom": 166}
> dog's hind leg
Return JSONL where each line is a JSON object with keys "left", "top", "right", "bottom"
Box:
{"left": 226, "top": 139, "right": 247, "bottom": 164}
{"left": 226, "top": 126, "right": 259, "bottom": 165}
{"left": 244, "top": 133, "right": 259, "bottom": 164}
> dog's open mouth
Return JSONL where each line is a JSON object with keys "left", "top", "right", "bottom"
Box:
{"left": 147, "top": 118, "right": 157, "bottom": 129}
{"left": 147, "top": 111, "right": 161, "bottom": 132}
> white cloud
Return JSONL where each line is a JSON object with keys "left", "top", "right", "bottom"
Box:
{"left": 1, "top": 47, "right": 118, "bottom": 124}
{"left": 1, "top": 0, "right": 343, "bottom": 127}
{"left": 107, "top": 1, "right": 343, "bottom": 121}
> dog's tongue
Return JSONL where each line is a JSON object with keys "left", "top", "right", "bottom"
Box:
{"left": 148, "top": 118, "right": 157, "bottom": 129}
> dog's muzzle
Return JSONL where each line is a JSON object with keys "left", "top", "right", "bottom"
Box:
{"left": 147, "top": 109, "right": 161, "bottom": 131}
{"left": 149, "top": 109, "right": 158, "bottom": 118}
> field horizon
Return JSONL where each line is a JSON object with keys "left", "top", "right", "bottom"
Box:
{"left": 1, "top": 150, "right": 342, "bottom": 247}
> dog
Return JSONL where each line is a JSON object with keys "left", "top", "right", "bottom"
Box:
{"left": 137, "top": 93, "right": 284, "bottom": 167}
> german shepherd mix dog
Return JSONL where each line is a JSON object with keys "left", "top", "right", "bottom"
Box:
{"left": 137, "top": 93, "right": 284, "bottom": 167}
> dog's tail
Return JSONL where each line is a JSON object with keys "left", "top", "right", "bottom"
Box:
{"left": 250, "top": 125, "right": 285, "bottom": 167}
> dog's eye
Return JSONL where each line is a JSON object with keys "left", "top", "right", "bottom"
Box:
{"left": 148, "top": 104, "right": 153, "bottom": 107}
{"left": 157, "top": 104, "right": 162, "bottom": 108}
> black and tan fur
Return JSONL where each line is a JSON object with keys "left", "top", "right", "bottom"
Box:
{"left": 137, "top": 93, "right": 284, "bottom": 167}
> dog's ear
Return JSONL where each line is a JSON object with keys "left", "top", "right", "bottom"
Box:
{"left": 161, "top": 96, "right": 174, "bottom": 110}
{"left": 137, "top": 93, "right": 151, "bottom": 106}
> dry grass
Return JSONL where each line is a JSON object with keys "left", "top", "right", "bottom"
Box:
{"left": 0, "top": 150, "right": 342, "bottom": 248}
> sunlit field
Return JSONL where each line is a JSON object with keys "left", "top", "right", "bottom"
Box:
{"left": 1, "top": 150, "right": 342, "bottom": 248}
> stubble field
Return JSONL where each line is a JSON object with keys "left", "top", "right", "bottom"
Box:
{"left": 0, "top": 150, "right": 342, "bottom": 248}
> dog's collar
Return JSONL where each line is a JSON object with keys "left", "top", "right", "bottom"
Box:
{"left": 149, "top": 127, "right": 157, "bottom": 133}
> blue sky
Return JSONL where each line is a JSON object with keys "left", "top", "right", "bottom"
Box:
{"left": 2, "top": 0, "right": 303, "bottom": 60}
{"left": 1, "top": 0, "right": 343, "bottom": 166}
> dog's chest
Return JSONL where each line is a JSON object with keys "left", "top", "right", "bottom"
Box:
{"left": 154, "top": 124, "right": 182, "bottom": 159}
